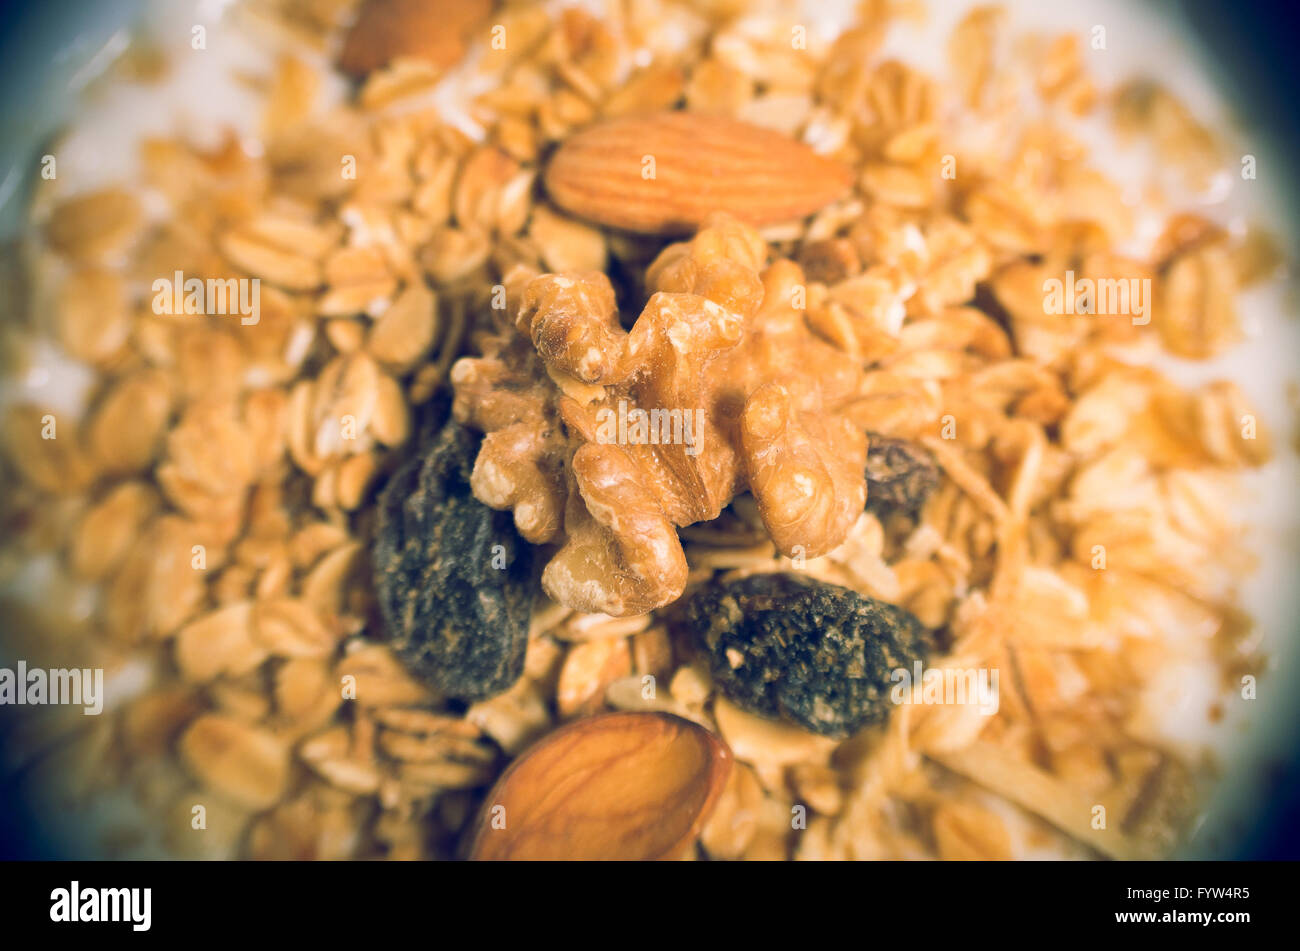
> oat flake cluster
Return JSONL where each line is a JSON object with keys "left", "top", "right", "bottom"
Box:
{"left": 0, "top": 0, "right": 1285, "bottom": 861}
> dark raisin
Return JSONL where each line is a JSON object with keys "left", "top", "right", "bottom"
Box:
{"left": 864, "top": 434, "right": 939, "bottom": 516}
{"left": 373, "top": 418, "right": 536, "bottom": 701}
{"left": 685, "top": 572, "right": 930, "bottom": 737}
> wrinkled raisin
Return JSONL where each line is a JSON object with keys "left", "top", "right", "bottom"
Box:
{"left": 685, "top": 572, "right": 930, "bottom": 737}
{"left": 373, "top": 418, "right": 536, "bottom": 701}
{"left": 864, "top": 434, "right": 939, "bottom": 516}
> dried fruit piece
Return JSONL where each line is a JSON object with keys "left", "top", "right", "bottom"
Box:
{"left": 544, "top": 112, "right": 853, "bottom": 234}
{"left": 686, "top": 573, "right": 931, "bottom": 737}
{"left": 864, "top": 434, "right": 939, "bottom": 515}
{"left": 374, "top": 415, "right": 538, "bottom": 700}
{"left": 467, "top": 712, "right": 732, "bottom": 860}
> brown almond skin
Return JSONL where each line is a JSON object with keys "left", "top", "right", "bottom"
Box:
{"left": 544, "top": 112, "right": 855, "bottom": 234}
{"left": 467, "top": 711, "right": 733, "bottom": 860}
{"left": 338, "top": 0, "right": 493, "bottom": 78}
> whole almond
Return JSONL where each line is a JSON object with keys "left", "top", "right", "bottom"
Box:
{"left": 544, "top": 112, "right": 854, "bottom": 234}
{"left": 339, "top": 0, "right": 492, "bottom": 78}
{"left": 468, "top": 711, "right": 732, "bottom": 860}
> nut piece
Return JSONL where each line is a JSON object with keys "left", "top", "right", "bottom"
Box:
{"left": 740, "top": 379, "right": 866, "bottom": 558}
{"left": 453, "top": 216, "right": 868, "bottom": 616}
{"left": 468, "top": 712, "right": 732, "bottom": 860}
{"left": 544, "top": 112, "right": 853, "bottom": 234}
{"left": 338, "top": 0, "right": 492, "bottom": 77}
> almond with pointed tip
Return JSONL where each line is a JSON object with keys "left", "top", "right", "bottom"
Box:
{"left": 338, "top": 0, "right": 493, "bottom": 78}
{"left": 468, "top": 711, "right": 732, "bottom": 860}
{"left": 544, "top": 112, "right": 854, "bottom": 234}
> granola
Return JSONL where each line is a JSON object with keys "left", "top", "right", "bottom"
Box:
{"left": 0, "top": 0, "right": 1291, "bottom": 863}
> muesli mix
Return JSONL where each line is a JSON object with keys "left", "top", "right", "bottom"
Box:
{"left": 0, "top": 0, "right": 1288, "bottom": 859}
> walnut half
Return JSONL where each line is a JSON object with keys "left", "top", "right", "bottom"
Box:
{"left": 452, "top": 214, "right": 868, "bottom": 615}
